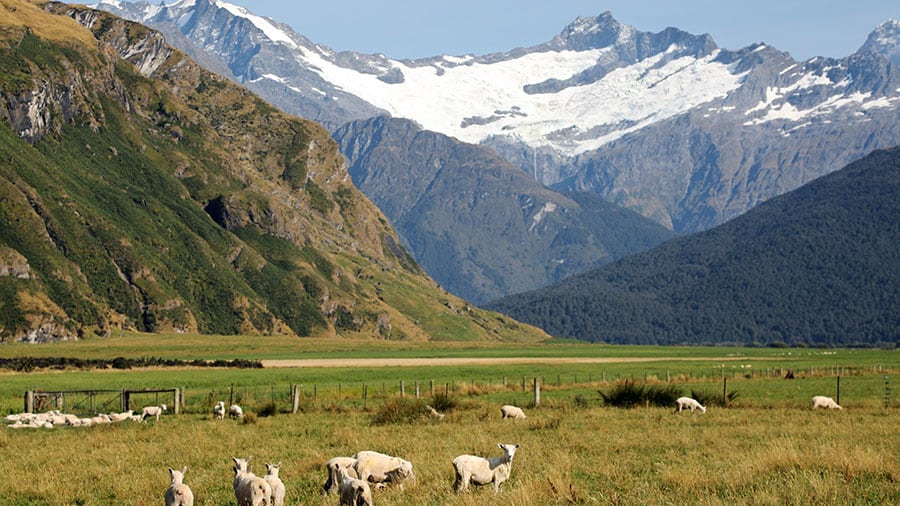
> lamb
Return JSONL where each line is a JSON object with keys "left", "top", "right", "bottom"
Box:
{"left": 426, "top": 405, "right": 445, "bottom": 419}
{"left": 229, "top": 404, "right": 244, "bottom": 419}
{"left": 336, "top": 464, "right": 373, "bottom": 506}
{"left": 264, "top": 462, "right": 286, "bottom": 506}
{"left": 108, "top": 410, "right": 135, "bottom": 423}
{"left": 675, "top": 397, "right": 707, "bottom": 414}
{"left": 452, "top": 443, "right": 520, "bottom": 493}
{"left": 141, "top": 404, "right": 167, "bottom": 422}
{"left": 811, "top": 395, "right": 842, "bottom": 410}
{"left": 213, "top": 401, "right": 226, "bottom": 420}
{"left": 164, "top": 466, "right": 194, "bottom": 506}
{"left": 323, "top": 457, "right": 358, "bottom": 494}
{"left": 352, "top": 450, "right": 415, "bottom": 489}
{"left": 232, "top": 457, "right": 272, "bottom": 506}
{"left": 500, "top": 405, "right": 526, "bottom": 419}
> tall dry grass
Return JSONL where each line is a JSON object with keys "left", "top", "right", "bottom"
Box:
{"left": 1, "top": 399, "right": 897, "bottom": 505}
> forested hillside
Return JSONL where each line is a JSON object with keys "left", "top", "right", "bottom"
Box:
{"left": 486, "top": 147, "right": 900, "bottom": 347}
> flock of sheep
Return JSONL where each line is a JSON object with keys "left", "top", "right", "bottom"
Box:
{"left": 6, "top": 395, "right": 843, "bottom": 504}
{"left": 3, "top": 404, "right": 168, "bottom": 428}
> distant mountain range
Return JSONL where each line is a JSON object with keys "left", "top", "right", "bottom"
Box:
{"left": 92, "top": 0, "right": 900, "bottom": 305}
{"left": 0, "top": 1, "right": 547, "bottom": 343}
{"left": 485, "top": 147, "right": 900, "bottom": 347}
{"left": 333, "top": 116, "right": 673, "bottom": 303}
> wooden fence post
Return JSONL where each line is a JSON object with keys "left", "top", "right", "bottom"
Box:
{"left": 400, "top": 380, "right": 405, "bottom": 397}
{"left": 415, "top": 381, "right": 420, "bottom": 399}
{"left": 533, "top": 377, "right": 541, "bottom": 407}
{"left": 174, "top": 388, "right": 180, "bottom": 415}
{"left": 291, "top": 385, "right": 300, "bottom": 414}
{"left": 24, "top": 390, "right": 33, "bottom": 413}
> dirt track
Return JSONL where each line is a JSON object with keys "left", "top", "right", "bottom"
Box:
{"left": 261, "top": 356, "right": 752, "bottom": 368}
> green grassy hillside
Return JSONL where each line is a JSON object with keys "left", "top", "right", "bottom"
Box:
{"left": 0, "top": 0, "right": 546, "bottom": 343}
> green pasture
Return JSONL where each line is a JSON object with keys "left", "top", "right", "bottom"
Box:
{"left": 0, "top": 331, "right": 896, "bottom": 361}
{"left": 0, "top": 338, "right": 897, "bottom": 504}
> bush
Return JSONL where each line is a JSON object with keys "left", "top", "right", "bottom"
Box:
{"left": 428, "top": 392, "right": 456, "bottom": 412}
{"left": 692, "top": 389, "right": 739, "bottom": 407}
{"left": 599, "top": 381, "right": 680, "bottom": 408}
{"left": 258, "top": 401, "right": 278, "bottom": 418}
{"left": 370, "top": 398, "right": 426, "bottom": 425}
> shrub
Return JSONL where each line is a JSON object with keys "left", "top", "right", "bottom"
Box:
{"left": 429, "top": 392, "right": 456, "bottom": 412}
{"left": 241, "top": 412, "right": 258, "bottom": 425}
{"left": 599, "top": 381, "right": 680, "bottom": 408}
{"left": 692, "top": 389, "right": 739, "bottom": 407}
{"left": 370, "top": 398, "right": 425, "bottom": 425}
{"left": 258, "top": 401, "right": 278, "bottom": 418}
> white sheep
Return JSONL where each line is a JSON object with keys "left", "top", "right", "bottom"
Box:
{"left": 229, "top": 404, "right": 244, "bottom": 419}
{"left": 500, "top": 405, "right": 526, "bottom": 419}
{"left": 141, "top": 404, "right": 167, "bottom": 422}
{"left": 452, "top": 443, "right": 520, "bottom": 493}
{"left": 264, "top": 462, "right": 286, "bottom": 506}
{"left": 213, "top": 401, "right": 226, "bottom": 420}
{"left": 811, "top": 395, "right": 842, "bottom": 410}
{"left": 164, "top": 466, "right": 194, "bottom": 506}
{"left": 232, "top": 457, "right": 272, "bottom": 506}
{"left": 108, "top": 410, "right": 135, "bottom": 423}
{"left": 352, "top": 450, "right": 415, "bottom": 489}
{"left": 675, "top": 397, "right": 707, "bottom": 414}
{"left": 426, "top": 405, "right": 445, "bottom": 419}
{"left": 322, "top": 457, "right": 358, "bottom": 494}
{"left": 336, "top": 464, "right": 373, "bottom": 506}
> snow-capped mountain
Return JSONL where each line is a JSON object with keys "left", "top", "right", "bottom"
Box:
{"left": 92, "top": 0, "right": 900, "bottom": 234}
{"left": 858, "top": 19, "right": 900, "bottom": 66}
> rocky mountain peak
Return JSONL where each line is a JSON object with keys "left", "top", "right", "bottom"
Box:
{"left": 857, "top": 18, "right": 900, "bottom": 66}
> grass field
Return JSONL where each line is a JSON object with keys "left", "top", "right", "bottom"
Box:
{"left": 0, "top": 336, "right": 897, "bottom": 504}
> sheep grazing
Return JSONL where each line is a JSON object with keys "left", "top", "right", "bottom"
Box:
{"left": 353, "top": 450, "right": 415, "bottom": 490}
{"left": 264, "top": 462, "right": 286, "bottom": 506}
{"left": 336, "top": 464, "right": 373, "bottom": 506}
{"left": 500, "top": 405, "right": 526, "bottom": 420}
{"left": 232, "top": 457, "right": 272, "bottom": 506}
{"left": 323, "top": 457, "right": 358, "bottom": 494}
{"left": 164, "top": 466, "right": 194, "bottom": 506}
{"left": 213, "top": 401, "right": 226, "bottom": 420}
{"left": 426, "top": 405, "right": 445, "bottom": 419}
{"left": 675, "top": 397, "right": 707, "bottom": 414}
{"left": 811, "top": 395, "right": 843, "bottom": 410}
{"left": 141, "top": 404, "right": 167, "bottom": 422}
{"left": 452, "top": 443, "right": 520, "bottom": 493}
{"left": 229, "top": 404, "right": 244, "bottom": 419}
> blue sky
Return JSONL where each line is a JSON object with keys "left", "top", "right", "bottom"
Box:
{"left": 222, "top": 0, "right": 898, "bottom": 61}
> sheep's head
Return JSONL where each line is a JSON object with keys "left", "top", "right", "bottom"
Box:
{"left": 233, "top": 457, "right": 251, "bottom": 475}
{"left": 168, "top": 466, "right": 187, "bottom": 484}
{"left": 499, "top": 443, "right": 520, "bottom": 461}
{"left": 266, "top": 462, "right": 281, "bottom": 477}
